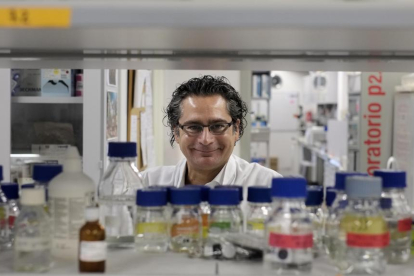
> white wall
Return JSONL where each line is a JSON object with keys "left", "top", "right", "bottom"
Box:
{"left": 154, "top": 70, "right": 241, "bottom": 166}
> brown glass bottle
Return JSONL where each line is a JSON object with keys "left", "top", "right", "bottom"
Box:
{"left": 79, "top": 206, "right": 106, "bottom": 273}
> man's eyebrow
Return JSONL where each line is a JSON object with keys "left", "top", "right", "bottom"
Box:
{"left": 180, "top": 118, "right": 230, "bottom": 125}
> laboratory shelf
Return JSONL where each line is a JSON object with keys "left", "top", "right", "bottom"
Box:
{"left": 11, "top": 97, "right": 83, "bottom": 104}
{"left": 1, "top": 249, "right": 414, "bottom": 276}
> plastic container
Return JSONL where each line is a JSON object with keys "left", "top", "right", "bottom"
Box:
{"left": 305, "top": 186, "right": 324, "bottom": 257}
{"left": 339, "top": 176, "right": 388, "bottom": 274}
{"left": 1, "top": 183, "right": 20, "bottom": 248}
{"left": 246, "top": 186, "right": 271, "bottom": 237}
{"left": 169, "top": 187, "right": 202, "bottom": 253}
{"left": 48, "top": 147, "right": 95, "bottom": 259}
{"left": 135, "top": 189, "right": 169, "bottom": 252}
{"left": 264, "top": 177, "right": 313, "bottom": 274}
{"left": 32, "top": 164, "right": 63, "bottom": 202}
{"left": 374, "top": 170, "right": 412, "bottom": 264}
{"left": 98, "top": 142, "right": 145, "bottom": 248}
{"left": 79, "top": 206, "right": 106, "bottom": 273}
{"left": 14, "top": 187, "right": 51, "bottom": 272}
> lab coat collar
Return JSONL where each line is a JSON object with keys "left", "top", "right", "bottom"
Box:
{"left": 177, "top": 155, "right": 237, "bottom": 187}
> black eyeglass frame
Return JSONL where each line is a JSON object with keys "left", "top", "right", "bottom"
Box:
{"left": 177, "top": 121, "right": 234, "bottom": 135}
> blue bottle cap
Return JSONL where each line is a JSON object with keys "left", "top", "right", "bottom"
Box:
{"left": 136, "top": 189, "right": 167, "bottom": 207}
{"left": 335, "top": 172, "right": 368, "bottom": 191}
{"left": 1, "top": 183, "right": 19, "bottom": 200}
{"left": 325, "top": 187, "right": 337, "bottom": 207}
{"left": 215, "top": 185, "right": 243, "bottom": 201}
{"left": 149, "top": 185, "right": 173, "bottom": 201}
{"left": 373, "top": 170, "right": 406, "bottom": 189}
{"left": 32, "top": 164, "right": 63, "bottom": 182}
{"left": 21, "top": 183, "right": 35, "bottom": 189}
{"left": 209, "top": 188, "right": 240, "bottom": 206}
{"left": 380, "top": 197, "right": 392, "bottom": 209}
{"left": 346, "top": 176, "right": 382, "bottom": 199}
{"left": 247, "top": 187, "right": 271, "bottom": 203}
{"left": 0, "top": 165, "right": 3, "bottom": 181}
{"left": 169, "top": 187, "right": 201, "bottom": 205}
{"left": 305, "top": 186, "right": 323, "bottom": 206}
{"left": 271, "top": 177, "right": 307, "bottom": 198}
{"left": 108, "top": 142, "right": 137, "bottom": 158}
{"left": 186, "top": 185, "right": 211, "bottom": 202}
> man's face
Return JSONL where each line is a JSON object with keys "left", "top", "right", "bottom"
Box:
{"left": 175, "top": 95, "right": 240, "bottom": 172}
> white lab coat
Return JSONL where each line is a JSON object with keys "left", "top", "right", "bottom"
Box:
{"left": 142, "top": 154, "right": 282, "bottom": 197}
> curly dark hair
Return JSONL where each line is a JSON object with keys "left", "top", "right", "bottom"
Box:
{"left": 164, "top": 75, "right": 248, "bottom": 147}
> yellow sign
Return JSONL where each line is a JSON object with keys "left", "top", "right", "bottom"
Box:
{"left": 0, "top": 7, "right": 71, "bottom": 28}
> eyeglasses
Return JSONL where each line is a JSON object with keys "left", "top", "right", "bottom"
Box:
{"left": 178, "top": 121, "right": 234, "bottom": 136}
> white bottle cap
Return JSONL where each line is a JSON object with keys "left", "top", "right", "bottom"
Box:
{"left": 85, "top": 206, "right": 100, "bottom": 222}
{"left": 64, "top": 146, "right": 82, "bottom": 173}
{"left": 21, "top": 187, "right": 45, "bottom": 206}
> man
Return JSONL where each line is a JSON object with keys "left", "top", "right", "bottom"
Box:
{"left": 143, "top": 75, "right": 281, "bottom": 188}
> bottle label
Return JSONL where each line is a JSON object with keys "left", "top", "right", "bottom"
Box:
{"left": 0, "top": 206, "right": 7, "bottom": 229}
{"left": 268, "top": 233, "right": 313, "bottom": 249}
{"left": 202, "top": 214, "right": 209, "bottom": 239}
{"left": 346, "top": 232, "right": 390, "bottom": 248}
{"left": 80, "top": 241, "right": 106, "bottom": 262}
{"left": 398, "top": 218, "right": 412, "bottom": 233}
{"left": 209, "top": 221, "right": 231, "bottom": 233}
{"left": 247, "top": 220, "right": 265, "bottom": 231}
{"left": 15, "top": 237, "right": 50, "bottom": 251}
{"left": 8, "top": 215, "right": 16, "bottom": 229}
{"left": 136, "top": 222, "right": 167, "bottom": 234}
{"left": 171, "top": 217, "right": 199, "bottom": 237}
{"left": 49, "top": 195, "right": 89, "bottom": 240}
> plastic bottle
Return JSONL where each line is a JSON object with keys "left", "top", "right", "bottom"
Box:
{"left": 264, "top": 177, "right": 313, "bottom": 274}
{"left": 339, "top": 176, "right": 388, "bottom": 274}
{"left": 79, "top": 206, "right": 106, "bottom": 273}
{"left": 135, "top": 189, "right": 169, "bottom": 252}
{"left": 48, "top": 147, "right": 95, "bottom": 259}
{"left": 1, "top": 183, "right": 20, "bottom": 248}
{"left": 169, "top": 187, "right": 202, "bottom": 253}
{"left": 305, "top": 186, "right": 324, "bottom": 257}
{"left": 246, "top": 186, "right": 271, "bottom": 237}
{"left": 0, "top": 165, "right": 9, "bottom": 250}
{"left": 32, "top": 164, "right": 63, "bottom": 202}
{"left": 14, "top": 187, "right": 51, "bottom": 272}
{"left": 98, "top": 142, "right": 144, "bottom": 248}
{"left": 374, "top": 170, "right": 412, "bottom": 264}
{"left": 326, "top": 172, "right": 365, "bottom": 259}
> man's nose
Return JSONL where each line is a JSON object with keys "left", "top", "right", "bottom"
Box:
{"left": 199, "top": 127, "right": 214, "bottom": 145}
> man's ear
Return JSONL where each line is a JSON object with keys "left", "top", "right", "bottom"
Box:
{"left": 234, "top": 119, "right": 240, "bottom": 140}
{"left": 174, "top": 127, "right": 180, "bottom": 145}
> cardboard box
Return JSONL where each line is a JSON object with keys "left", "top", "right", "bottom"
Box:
{"left": 270, "top": 157, "right": 278, "bottom": 172}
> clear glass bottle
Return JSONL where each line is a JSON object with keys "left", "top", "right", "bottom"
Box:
{"left": 326, "top": 172, "right": 365, "bottom": 260}
{"left": 305, "top": 186, "right": 324, "bottom": 258}
{"left": 246, "top": 186, "right": 272, "bottom": 237}
{"left": 186, "top": 185, "right": 211, "bottom": 240}
{"left": 208, "top": 188, "right": 243, "bottom": 237}
{"left": 264, "top": 177, "right": 313, "bottom": 275}
{"left": 135, "top": 189, "right": 169, "bottom": 252}
{"left": 169, "top": 187, "right": 202, "bottom": 253}
{"left": 79, "top": 206, "right": 106, "bottom": 273}
{"left": 339, "top": 176, "right": 388, "bottom": 275}
{"left": 374, "top": 170, "right": 412, "bottom": 264}
{"left": 32, "top": 164, "right": 62, "bottom": 203}
{"left": 98, "top": 142, "right": 145, "bottom": 248}
{"left": 1, "top": 183, "right": 20, "bottom": 248}
{"left": 14, "top": 187, "right": 51, "bottom": 272}
{"left": 322, "top": 186, "right": 336, "bottom": 255}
